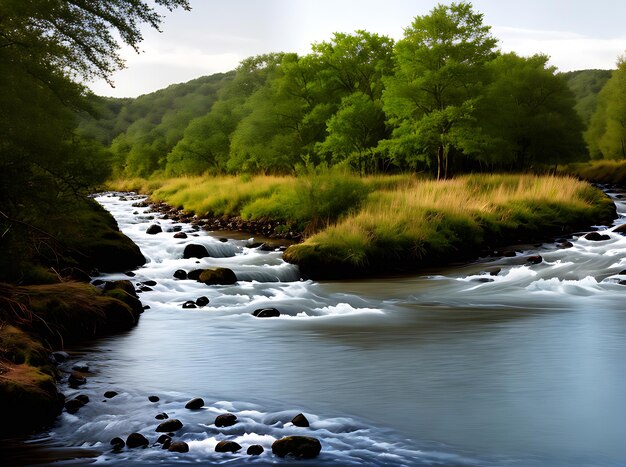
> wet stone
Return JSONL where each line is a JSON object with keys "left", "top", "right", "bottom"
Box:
{"left": 156, "top": 434, "right": 171, "bottom": 445}
{"left": 185, "top": 397, "right": 204, "bottom": 410}
{"left": 155, "top": 413, "right": 169, "bottom": 420}
{"left": 74, "top": 394, "right": 89, "bottom": 404}
{"left": 252, "top": 308, "right": 280, "bottom": 318}
{"left": 215, "top": 440, "right": 241, "bottom": 453}
{"left": 173, "top": 269, "right": 187, "bottom": 280}
{"left": 156, "top": 419, "right": 183, "bottom": 432}
{"left": 168, "top": 441, "right": 189, "bottom": 453}
{"left": 110, "top": 437, "right": 125, "bottom": 450}
{"left": 291, "top": 413, "right": 310, "bottom": 427}
{"left": 247, "top": 444, "right": 264, "bottom": 455}
{"left": 182, "top": 301, "right": 197, "bottom": 309}
{"left": 195, "top": 296, "right": 210, "bottom": 307}
{"left": 215, "top": 413, "right": 237, "bottom": 427}
{"left": 68, "top": 371, "right": 87, "bottom": 387}
{"left": 146, "top": 224, "right": 162, "bottom": 235}
{"left": 149, "top": 395, "right": 160, "bottom": 402}
{"left": 64, "top": 398, "right": 84, "bottom": 414}
{"left": 126, "top": 432, "right": 149, "bottom": 448}
{"left": 271, "top": 436, "right": 321, "bottom": 459}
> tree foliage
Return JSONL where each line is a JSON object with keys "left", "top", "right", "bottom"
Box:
{"left": 80, "top": 2, "right": 600, "bottom": 179}
{"left": 586, "top": 56, "right": 626, "bottom": 160}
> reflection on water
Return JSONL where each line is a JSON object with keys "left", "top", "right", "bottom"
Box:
{"left": 8, "top": 189, "right": 626, "bottom": 466}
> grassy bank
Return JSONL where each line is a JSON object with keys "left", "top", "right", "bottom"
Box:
{"left": 0, "top": 195, "right": 146, "bottom": 436}
{"left": 564, "top": 160, "right": 626, "bottom": 185}
{"left": 109, "top": 173, "right": 616, "bottom": 279}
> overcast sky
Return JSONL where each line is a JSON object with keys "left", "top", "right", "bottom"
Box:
{"left": 89, "top": 0, "right": 626, "bottom": 98}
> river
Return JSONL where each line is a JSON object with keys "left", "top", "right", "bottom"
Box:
{"left": 9, "top": 188, "right": 626, "bottom": 466}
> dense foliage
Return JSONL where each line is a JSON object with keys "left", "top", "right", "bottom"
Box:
{"left": 586, "top": 57, "right": 626, "bottom": 159}
{"left": 0, "top": 0, "right": 189, "bottom": 282}
{"left": 94, "top": 2, "right": 597, "bottom": 179}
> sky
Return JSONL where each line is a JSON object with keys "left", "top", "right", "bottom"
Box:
{"left": 89, "top": 0, "right": 626, "bottom": 98}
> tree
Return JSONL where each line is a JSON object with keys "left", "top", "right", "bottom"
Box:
{"left": 316, "top": 92, "right": 387, "bottom": 174}
{"left": 476, "top": 53, "right": 586, "bottom": 169}
{"left": 0, "top": 0, "right": 189, "bottom": 277}
{"left": 382, "top": 2, "right": 497, "bottom": 178}
{"left": 586, "top": 56, "right": 626, "bottom": 159}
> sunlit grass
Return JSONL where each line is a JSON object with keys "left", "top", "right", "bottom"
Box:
{"left": 109, "top": 173, "right": 614, "bottom": 274}
{"left": 565, "top": 160, "right": 626, "bottom": 184}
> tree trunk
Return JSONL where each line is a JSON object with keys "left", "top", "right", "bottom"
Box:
{"left": 437, "top": 145, "right": 443, "bottom": 181}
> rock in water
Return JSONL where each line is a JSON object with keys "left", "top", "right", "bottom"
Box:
{"left": 68, "top": 371, "right": 86, "bottom": 387}
{"left": 526, "top": 255, "right": 543, "bottom": 264}
{"left": 173, "top": 232, "right": 188, "bottom": 239}
{"left": 173, "top": 269, "right": 187, "bottom": 280}
{"left": 585, "top": 232, "right": 610, "bottom": 241}
{"left": 64, "top": 398, "right": 84, "bottom": 414}
{"left": 146, "top": 224, "right": 162, "bottom": 235}
{"left": 110, "top": 437, "right": 125, "bottom": 450}
{"left": 271, "top": 436, "right": 321, "bottom": 459}
{"left": 156, "top": 419, "right": 183, "bottom": 432}
{"left": 183, "top": 244, "right": 209, "bottom": 259}
{"left": 215, "top": 440, "right": 241, "bottom": 453}
{"left": 198, "top": 268, "right": 237, "bottom": 285}
{"left": 247, "top": 444, "right": 264, "bottom": 455}
{"left": 104, "top": 391, "right": 118, "bottom": 399}
{"left": 252, "top": 308, "right": 280, "bottom": 318}
{"left": 215, "top": 413, "right": 237, "bottom": 427}
{"left": 185, "top": 397, "right": 204, "bottom": 409}
{"left": 195, "top": 296, "right": 210, "bottom": 307}
{"left": 168, "top": 441, "right": 189, "bottom": 453}
{"left": 155, "top": 413, "right": 168, "bottom": 420}
{"left": 156, "top": 434, "right": 171, "bottom": 445}
{"left": 182, "top": 301, "right": 197, "bottom": 309}
{"left": 148, "top": 395, "right": 160, "bottom": 402}
{"left": 126, "top": 432, "right": 149, "bottom": 448}
{"left": 291, "top": 413, "right": 310, "bottom": 427}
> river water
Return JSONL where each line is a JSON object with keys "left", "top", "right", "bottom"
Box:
{"left": 13, "top": 189, "right": 626, "bottom": 466}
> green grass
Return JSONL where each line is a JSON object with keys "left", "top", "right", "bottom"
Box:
{"left": 110, "top": 173, "right": 615, "bottom": 278}
{"left": 283, "top": 174, "right": 615, "bottom": 277}
{"left": 564, "top": 160, "right": 626, "bottom": 184}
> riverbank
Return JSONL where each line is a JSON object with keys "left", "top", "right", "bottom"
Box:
{"left": 109, "top": 173, "right": 616, "bottom": 279}
{"left": 564, "top": 160, "right": 626, "bottom": 185}
{"left": 0, "top": 196, "right": 146, "bottom": 437}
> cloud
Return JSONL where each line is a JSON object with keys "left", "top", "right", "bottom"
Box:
{"left": 494, "top": 26, "right": 625, "bottom": 71}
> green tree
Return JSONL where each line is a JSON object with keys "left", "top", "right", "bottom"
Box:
{"left": 316, "top": 92, "right": 387, "bottom": 174}
{"left": 382, "top": 2, "right": 497, "bottom": 178}
{"left": 586, "top": 56, "right": 626, "bottom": 159}
{"left": 476, "top": 53, "right": 586, "bottom": 169}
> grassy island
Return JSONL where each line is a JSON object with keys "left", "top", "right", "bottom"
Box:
{"left": 110, "top": 173, "right": 616, "bottom": 279}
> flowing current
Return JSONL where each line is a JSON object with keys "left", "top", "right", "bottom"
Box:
{"left": 12, "top": 189, "right": 626, "bottom": 466}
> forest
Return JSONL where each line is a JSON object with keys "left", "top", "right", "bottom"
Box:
{"left": 78, "top": 4, "right": 622, "bottom": 181}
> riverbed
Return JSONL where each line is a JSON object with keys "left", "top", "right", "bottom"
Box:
{"left": 10, "top": 189, "right": 626, "bottom": 466}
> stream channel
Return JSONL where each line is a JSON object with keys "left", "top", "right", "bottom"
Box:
{"left": 10, "top": 188, "right": 626, "bottom": 466}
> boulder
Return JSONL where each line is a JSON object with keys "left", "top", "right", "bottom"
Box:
{"left": 161, "top": 437, "right": 171, "bottom": 450}
{"left": 187, "top": 269, "right": 204, "bottom": 281}
{"left": 215, "top": 413, "right": 237, "bottom": 427}
{"left": 64, "top": 398, "right": 84, "bottom": 414}
{"left": 146, "top": 224, "right": 162, "bottom": 235}
{"left": 271, "top": 436, "right": 321, "bottom": 459}
{"left": 183, "top": 244, "right": 209, "bottom": 259}
{"left": 148, "top": 395, "right": 160, "bottom": 402}
{"left": 168, "top": 441, "right": 189, "bottom": 453}
{"left": 585, "top": 232, "right": 610, "bottom": 241}
{"left": 173, "top": 269, "right": 187, "bottom": 280}
{"left": 173, "top": 232, "right": 188, "bottom": 239}
{"left": 156, "top": 434, "right": 171, "bottom": 445}
{"left": 247, "top": 444, "right": 264, "bottom": 455}
{"left": 103, "top": 279, "right": 138, "bottom": 298}
{"left": 481, "top": 267, "right": 501, "bottom": 276}
{"left": 613, "top": 223, "right": 626, "bottom": 234}
{"left": 471, "top": 277, "right": 493, "bottom": 283}
{"left": 252, "top": 308, "right": 280, "bottom": 318}
{"left": 198, "top": 268, "right": 237, "bottom": 286}
{"left": 291, "top": 413, "right": 310, "bottom": 427}
{"left": 156, "top": 419, "right": 183, "bottom": 432}
{"left": 185, "top": 397, "right": 204, "bottom": 409}
{"left": 182, "top": 301, "right": 197, "bottom": 309}
{"left": 558, "top": 241, "right": 574, "bottom": 249}
{"left": 74, "top": 394, "right": 89, "bottom": 404}
{"left": 142, "top": 280, "right": 157, "bottom": 287}
{"left": 110, "top": 437, "right": 125, "bottom": 450}
{"left": 68, "top": 371, "right": 86, "bottom": 387}
{"left": 526, "top": 255, "right": 543, "bottom": 265}
{"left": 155, "top": 413, "right": 168, "bottom": 420}
{"left": 126, "top": 432, "right": 149, "bottom": 448}
{"left": 195, "top": 296, "right": 210, "bottom": 307}
{"left": 215, "top": 440, "right": 241, "bottom": 453}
